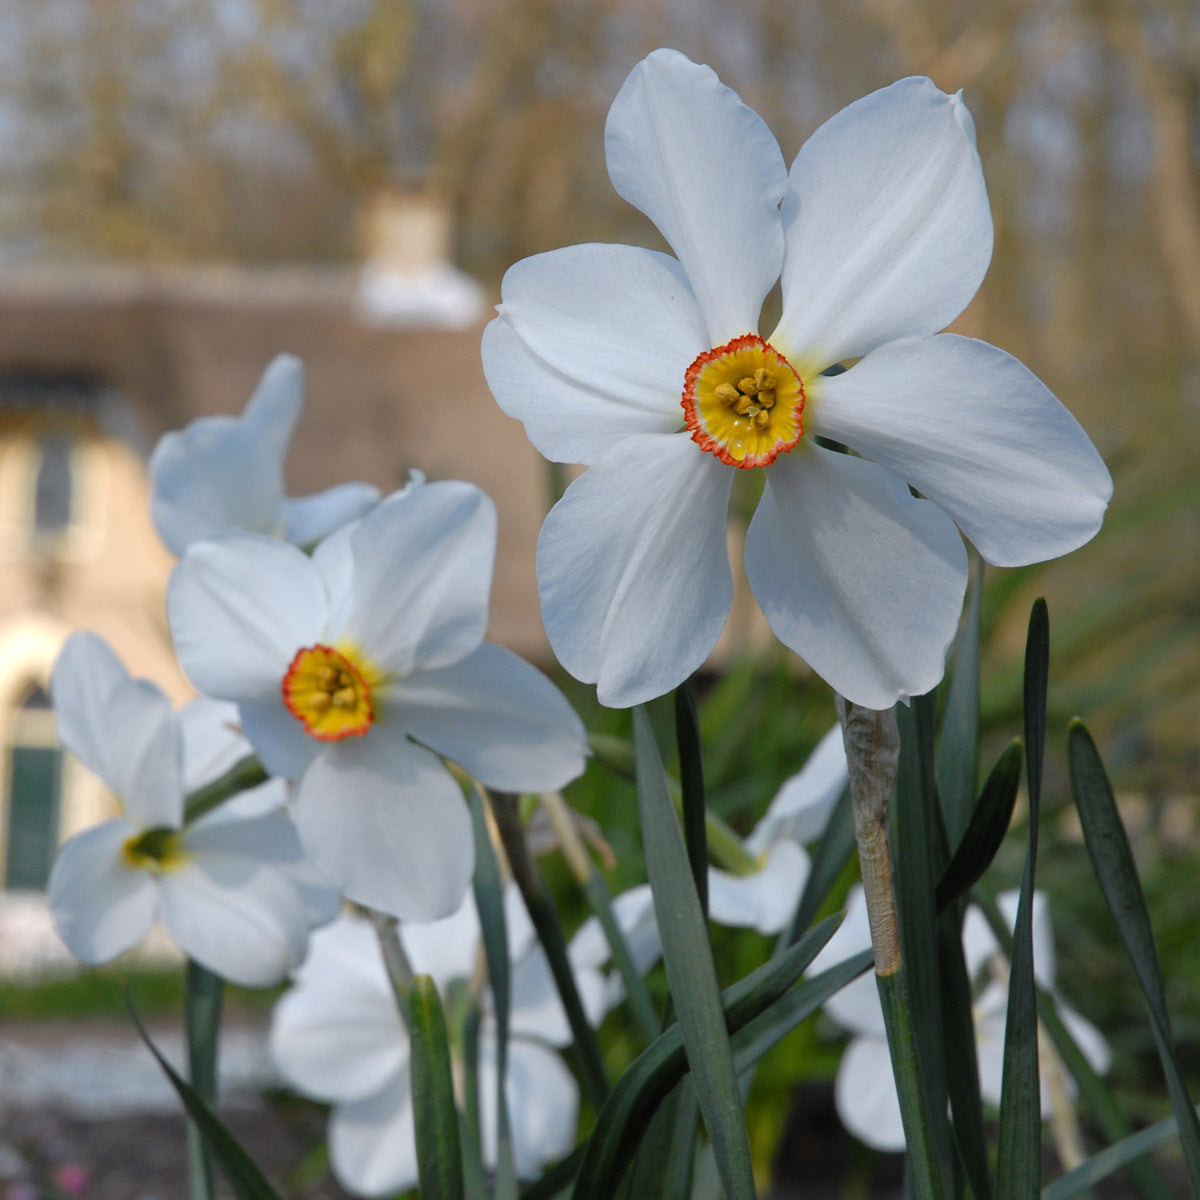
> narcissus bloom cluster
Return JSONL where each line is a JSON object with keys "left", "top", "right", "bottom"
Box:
{"left": 47, "top": 633, "right": 335, "bottom": 987}
{"left": 270, "top": 892, "right": 607, "bottom": 1196}
{"left": 167, "top": 475, "right": 589, "bottom": 921}
{"left": 149, "top": 354, "right": 380, "bottom": 556}
{"left": 810, "top": 887, "right": 1111, "bottom": 1151}
{"left": 483, "top": 49, "right": 1112, "bottom": 710}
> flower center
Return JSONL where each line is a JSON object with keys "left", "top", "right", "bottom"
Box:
{"left": 123, "top": 826, "right": 185, "bottom": 873}
{"left": 283, "top": 644, "right": 375, "bottom": 741}
{"left": 682, "top": 334, "right": 805, "bottom": 468}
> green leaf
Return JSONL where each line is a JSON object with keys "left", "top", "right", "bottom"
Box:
{"left": 674, "top": 681, "right": 709, "bottom": 917}
{"left": 935, "top": 739, "right": 1022, "bottom": 914}
{"left": 937, "top": 920, "right": 992, "bottom": 1200}
{"left": 1068, "top": 720, "right": 1200, "bottom": 1195}
{"left": 995, "top": 598, "right": 1048, "bottom": 1200}
{"left": 1042, "top": 1109, "right": 1198, "bottom": 1200}
{"left": 184, "top": 960, "right": 223, "bottom": 1200}
{"left": 410, "top": 975, "right": 466, "bottom": 1200}
{"left": 937, "top": 556, "right": 983, "bottom": 850}
{"left": 470, "top": 790, "right": 516, "bottom": 1199}
{"left": 126, "top": 995, "right": 285, "bottom": 1200}
{"left": 621, "top": 1079, "right": 698, "bottom": 1200}
{"left": 570, "top": 914, "right": 848, "bottom": 1200}
{"left": 581, "top": 868, "right": 661, "bottom": 1043}
{"left": 891, "top": 696, "right": 954, "bottom": 1196}
{"left": 632, "top": 706, "right": 755, "bottom": 1200}
{"left": 974, "top": 891, "right": 1174, "bottom": 1200}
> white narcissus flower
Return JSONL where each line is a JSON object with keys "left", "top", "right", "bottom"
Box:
{"left": 810, "top": 886, "right": 1111, "bottom": 1152}
{"left": 167, "top": 476, "right": 589, "bottom": 922}
{"left": 482, "top": 49, "right": 1112, "bottom": 710}
{"left": 47, "top": 633, "right": 333, "bottom": 988}
{"left": 270, "top": 893, "right": 606, "bottom": 1197}
{"left": 149, "top": 353, "right": 381, "bottom": 556}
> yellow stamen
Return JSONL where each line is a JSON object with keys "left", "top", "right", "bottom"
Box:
{"left": 681, "top": 334, "right": 805, "bottom": 468}
{"left": 283, "top": 644, "right": 377, "bottom": 740}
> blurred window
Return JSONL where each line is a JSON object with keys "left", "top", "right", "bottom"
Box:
{"left": 3, "top": 685, "right": 62, "bottom": 892}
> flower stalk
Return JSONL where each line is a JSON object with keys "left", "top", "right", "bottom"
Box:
{"left": 836, "top": 697, "right": 901, "bottom": 976}
{"left": 838, "top": 696, "right": 946, "bottom": 1197}
{"left": 487, "top": 790, "right": 610, "bottom": 1110}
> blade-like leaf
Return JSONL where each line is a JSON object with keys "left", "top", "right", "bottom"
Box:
{"left": 938, "top": 920, "right": 992, "bottom": 1200}
{"left": 975, "top": 891, "right": 1174, "bottom": 1200}
{"left": 410, "top": 975, "right": 466, "bottom": 1200}
{"left": 892, "top": 696, "right": 954, "bottom": 1195}
{"left": 127, "top": 995, "right": 284, "bottom": 1200}
{"left": 470, "top": 789, "right": 516, "bottom": 1199}
{"left": 674, "top": 680, "right": 709, "bottom": 917}
{"left": 582, "top": 868, "right": 661, "bottom": 1043}
{"left": 935, "top": 739, "right": 1022, "bottom": 914}
{"left": 1068, "top": 721, "right": 1200, "bottom": 1194}
{"left": 937, "top": 556, "right": 983, "bottom": 849}
{"left": 185, "top": 959, "right": 223, "bottom": 1200}
{"left": 1042, "top": 1109, "right": 1197, "bottom": 1200}
{"left": 622, "top": 1079, "right": 698, "bottom": 1200}
{"left": 632, "top": 705, "right": 755, "bottom": 1200}
{"left": 995, "top": 598, "right": 1048, "bottom": 1200}
{"left": 570, "top": 914, "right": 848, "bottom": 1200}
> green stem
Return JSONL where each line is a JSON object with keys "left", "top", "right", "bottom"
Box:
{"left": 366, "top": 907, "right": 415, "bottom": 1027}
{"left": 487, "top": 790, "right": 610, "bottom": 1110}
{"left": 183, "top": 754, "right": 268, "bottom": 823}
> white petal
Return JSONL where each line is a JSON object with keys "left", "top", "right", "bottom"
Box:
{"left": 808, "top": 885, "right": 883, "bottom": 1038}
{"left": 774, "top": 78, "right": 992, "bottom": 365}
{"left": 105, "top": 679, "right": 184, "bottom": 828}
{"left": 159, "top": 844, "right": 311, "bottom": 987}
{"left": 179, "top": 697, "right": 250, "bottom": 791}
{"left": 507, "top": 941, "right": 610, "bottom": 1048}
{"left": 835, "top": 1035, "right": 906, "bottom": 1152}
{"left": 47, "top": 820, "right": 158, "bottom": 963}
{"left": 168, "top": 534, "right": 328, "bottom": 703}
{"left": 606, "top": 49, "right": 787, "bottom": 344}
{"left": 291, "top": 733, "right": 474, "bottom": 921}
{"left": 51, "top": 632, "right": 132, "bottom": 790}
{"left": 192, "top": 803, "right": 340, "bottom": 926}
{"left": 271, "top": 918, "right": 408, "bottom": 1104}
{"left": 479, "top": 1039, "right": 579, "bottom": 1178}
{"left": 973, "top": 986, "right": 1009, "bottom": 1108}
{"left": 537, "top": 435, "right": 734, "bottom": 708}
{"left": 1057, "top": 999, "right": 1111, "bottom": 1077}
{"left": 707, "top": 841, "right": 810, "bottom": 934}
{"left": 813, "top": 336, "right": 1111, "bottom": 566}
{"left": 329, "top": 1075, "right": 418, "bottom": 1198}
{"left": 388, "top": 643, "right": 587, "bottom": 792}
{"left": 149, "top": 354, "right": 299, "bottom": 555}
{"left": 484, "top": 244, "right": 707, "bottom": 465}
{"left": 237, "top": 698, "right": 320, "bottom": 780}
{"left": 331, "top": 481, "right": 495, "bottom": 676}
{"left": 400, "top": 892, "right": 481, "bottom": 986}
{"left": 284, "top": 482, "right": 381, "bottom": 547}
{"left": 746, "top": 723, "right": 847, "bottom": 853}
{"left": 964, "top": 890, "right": 1056, "bottom": 989}
{"left": 568, "top": 883, "right": 662, "bottom": 979}
{"left": 746, "top": 444, "right": 967, "bottom": 709}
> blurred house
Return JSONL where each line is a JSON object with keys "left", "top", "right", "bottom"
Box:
{"left": 0, "top": 192, "right": 551, "bottom": 968}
